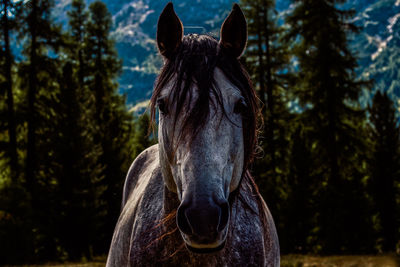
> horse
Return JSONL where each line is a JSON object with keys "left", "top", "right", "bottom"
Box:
{"left": 106, "top": 3, "right": 280, "bottom": 266}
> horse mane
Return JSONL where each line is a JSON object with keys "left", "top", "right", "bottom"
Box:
{"left": 150, "top": 34, "right": 261, "bottom": 171}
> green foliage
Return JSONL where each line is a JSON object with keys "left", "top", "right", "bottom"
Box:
{"left": 282, "top": 0, "right": 374, "bottom": 253}
{"left": 240, "top": 1, "right": 294, "bottom": 253}
{"left": 368, "top": 91, "right": 400, "bottom": 252}
{"left": 0, "top": 0, "right": 20, "bottom": 180}
{"left": 283, "top": 0, "right": 374, "bottom": 254}
{"left": 241, "top": 0, "right": 313, "bottom": 255}
{"left": 284, "top": 126, "right": 316, "bottom": 253}
{"left": 16, "top": 0, "right": 67, "bottom": 260}
{"left": 240, "top": 0, "right": 390, "bottom": 255}
{"left": 0, "top": 0, "right": 135, "bottom": 263}
{"left": 83, "top": 2, "right": 134, "bottom": 252}
{"left": 132, "top": 113, "right": 157, "bottom": 159}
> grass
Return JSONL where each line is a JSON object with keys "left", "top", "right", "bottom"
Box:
{"left": 3, "top": 254, "right": 400, "bottom": 266}
{"left": 281, "top": 254, "right": 400, "bottom": 267}
{"left": 2, "top": 256, "right": 106, "bottom": 267}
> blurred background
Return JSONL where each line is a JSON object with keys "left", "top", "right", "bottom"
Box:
{"left": 0, "top": 0, "right": 399, "bottom": 265}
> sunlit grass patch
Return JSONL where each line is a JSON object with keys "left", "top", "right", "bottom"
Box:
{"left": 3, "top": 256, "right": 106, "bottom": 267}
{"left": 4, "top": 254, "right": 400, "bottom": 266}
{"left": 281, "top": 254, "right": 400, "bottom": 267}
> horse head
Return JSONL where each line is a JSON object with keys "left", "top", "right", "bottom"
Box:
{"left": 152, "top": 2, "right": 257, "bottom": 253}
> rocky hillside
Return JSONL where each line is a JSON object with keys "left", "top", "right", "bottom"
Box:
{"left": 53, "top": 0, "right": 400, "bottom": 108}
{"left": 350, "top": 0, "right": 400, "bottom": 106}
{"left": 55, "top": 0, "right": 237, "bottom": 107}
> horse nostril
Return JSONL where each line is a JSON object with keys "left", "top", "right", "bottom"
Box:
{"left": 218, "top": 201, "right": 230, "bottom": 232}
{"left": 177, "top": 197, "right": 230, "bottom": 238}
{"left": 177, "top": 201, "right": 192, "bottom": 235}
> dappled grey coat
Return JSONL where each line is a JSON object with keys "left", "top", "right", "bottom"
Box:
{"left": 106, "top": 145, "right": 280, "bottom": 266}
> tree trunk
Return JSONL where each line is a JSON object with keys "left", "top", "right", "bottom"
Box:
{"left": 26, "top": 0, "right": 38, "bottom": 190}
{"left": 262, "top": 3, "right": 276, "bottom": 172}
{"left": 3, "top": 0, "right": 19, "bottom": 178}
{"left": 255, "top": 4, "right": 266, "bottom": 109}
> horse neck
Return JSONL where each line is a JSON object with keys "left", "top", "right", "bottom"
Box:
{"left": 160, "top": 185, "right": 183, "bottom": 252}
{"left": 163, "top": 185, "right": 180, "bottom": 219}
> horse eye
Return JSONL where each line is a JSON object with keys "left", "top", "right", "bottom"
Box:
{"left": 234, "top": 99, "right": 247, "bottom": 114}
{"left": 157, "top": 99, "right": 168, "bottom": 115}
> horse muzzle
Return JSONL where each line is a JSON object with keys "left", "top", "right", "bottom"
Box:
{"left": 176, "top": 196, "right": 230, "bottom": 253}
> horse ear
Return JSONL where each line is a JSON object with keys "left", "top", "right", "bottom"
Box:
{"left": 157, "top": 2, "right": 183, "bottom": 58}
{"left": 219, "top": 3, "right": 247, "bottom": 58}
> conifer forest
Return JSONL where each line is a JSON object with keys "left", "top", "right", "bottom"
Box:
{"left": 0, "top": 0, "right": 399, "bottom": 264}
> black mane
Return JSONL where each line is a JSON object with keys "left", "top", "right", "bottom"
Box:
{"left": 150, "top": 34, "right": 260, "bottom": 170}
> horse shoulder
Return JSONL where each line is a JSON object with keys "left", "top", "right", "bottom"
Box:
{"left": 258, "top": 195, "right": 280, "bottom": 266}
{"left": 231, "top": 180, "right": 280, "bottom": 266}
{"left": 106, "top": 144, "right": 162, "bottom": 267}
{"left": 122, "top": 144, "right": 160, "bottom": 208}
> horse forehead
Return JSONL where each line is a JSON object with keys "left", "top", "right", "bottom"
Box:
{"left": 159, "top": 67, "right": 241, "bottom": 99}
{"left": 213, "top": 68, "right": 241, "bottom": 99}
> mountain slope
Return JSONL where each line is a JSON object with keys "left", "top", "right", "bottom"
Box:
{"left": 53, "top": 0, "right": 400, "bottom": 108}
{"left": 104, "top": 0, "right": 236, "bottom": 105}
{"left": 351, "top": 0, "right": 400, "bottom": 106}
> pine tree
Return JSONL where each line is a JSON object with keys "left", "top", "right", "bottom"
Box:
{"left": 1, "top": 0, "right": 19, "bottom": 178}
{"left": 18, "top": 0, "right": 63, "bottom": 260}
{"left": 0, "top": 0, "right": 135, "bottom": 261}
{"left": 57, "top": 1, "right": 105, "bottom": 259}
{"left": 369, "top": 91, "right": 400, "bottom": 252}
{"left": 0, "top": 1, "right": 41, "bottom": 263}
{"left": 67, "top": 0, "right": 88, "bottom": 87}
{"left": 19, "top": 0, "right": 62, "bottom": 194}
{"left": 85, "top": 1, "right": 121, "bottom": 117}
{"left": 52, "top": 61, "right": 104, "bottom": 260}
{"left": 285, "top": 126, "right": 315, "bottom": 253}
{"left": 285, "top": 0, "right": 372, "bottom": 253}
{"left": 84, "top": 1, "right": 134, "bottom": 252}
{"left": 132, "top": 113, "right": 156, "bottom": 159}
{"left": 241, "top": 0, "right": 292, "bottom": 174}
{"left": 240, "top": 0, "right": 293, "bottom": 251}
